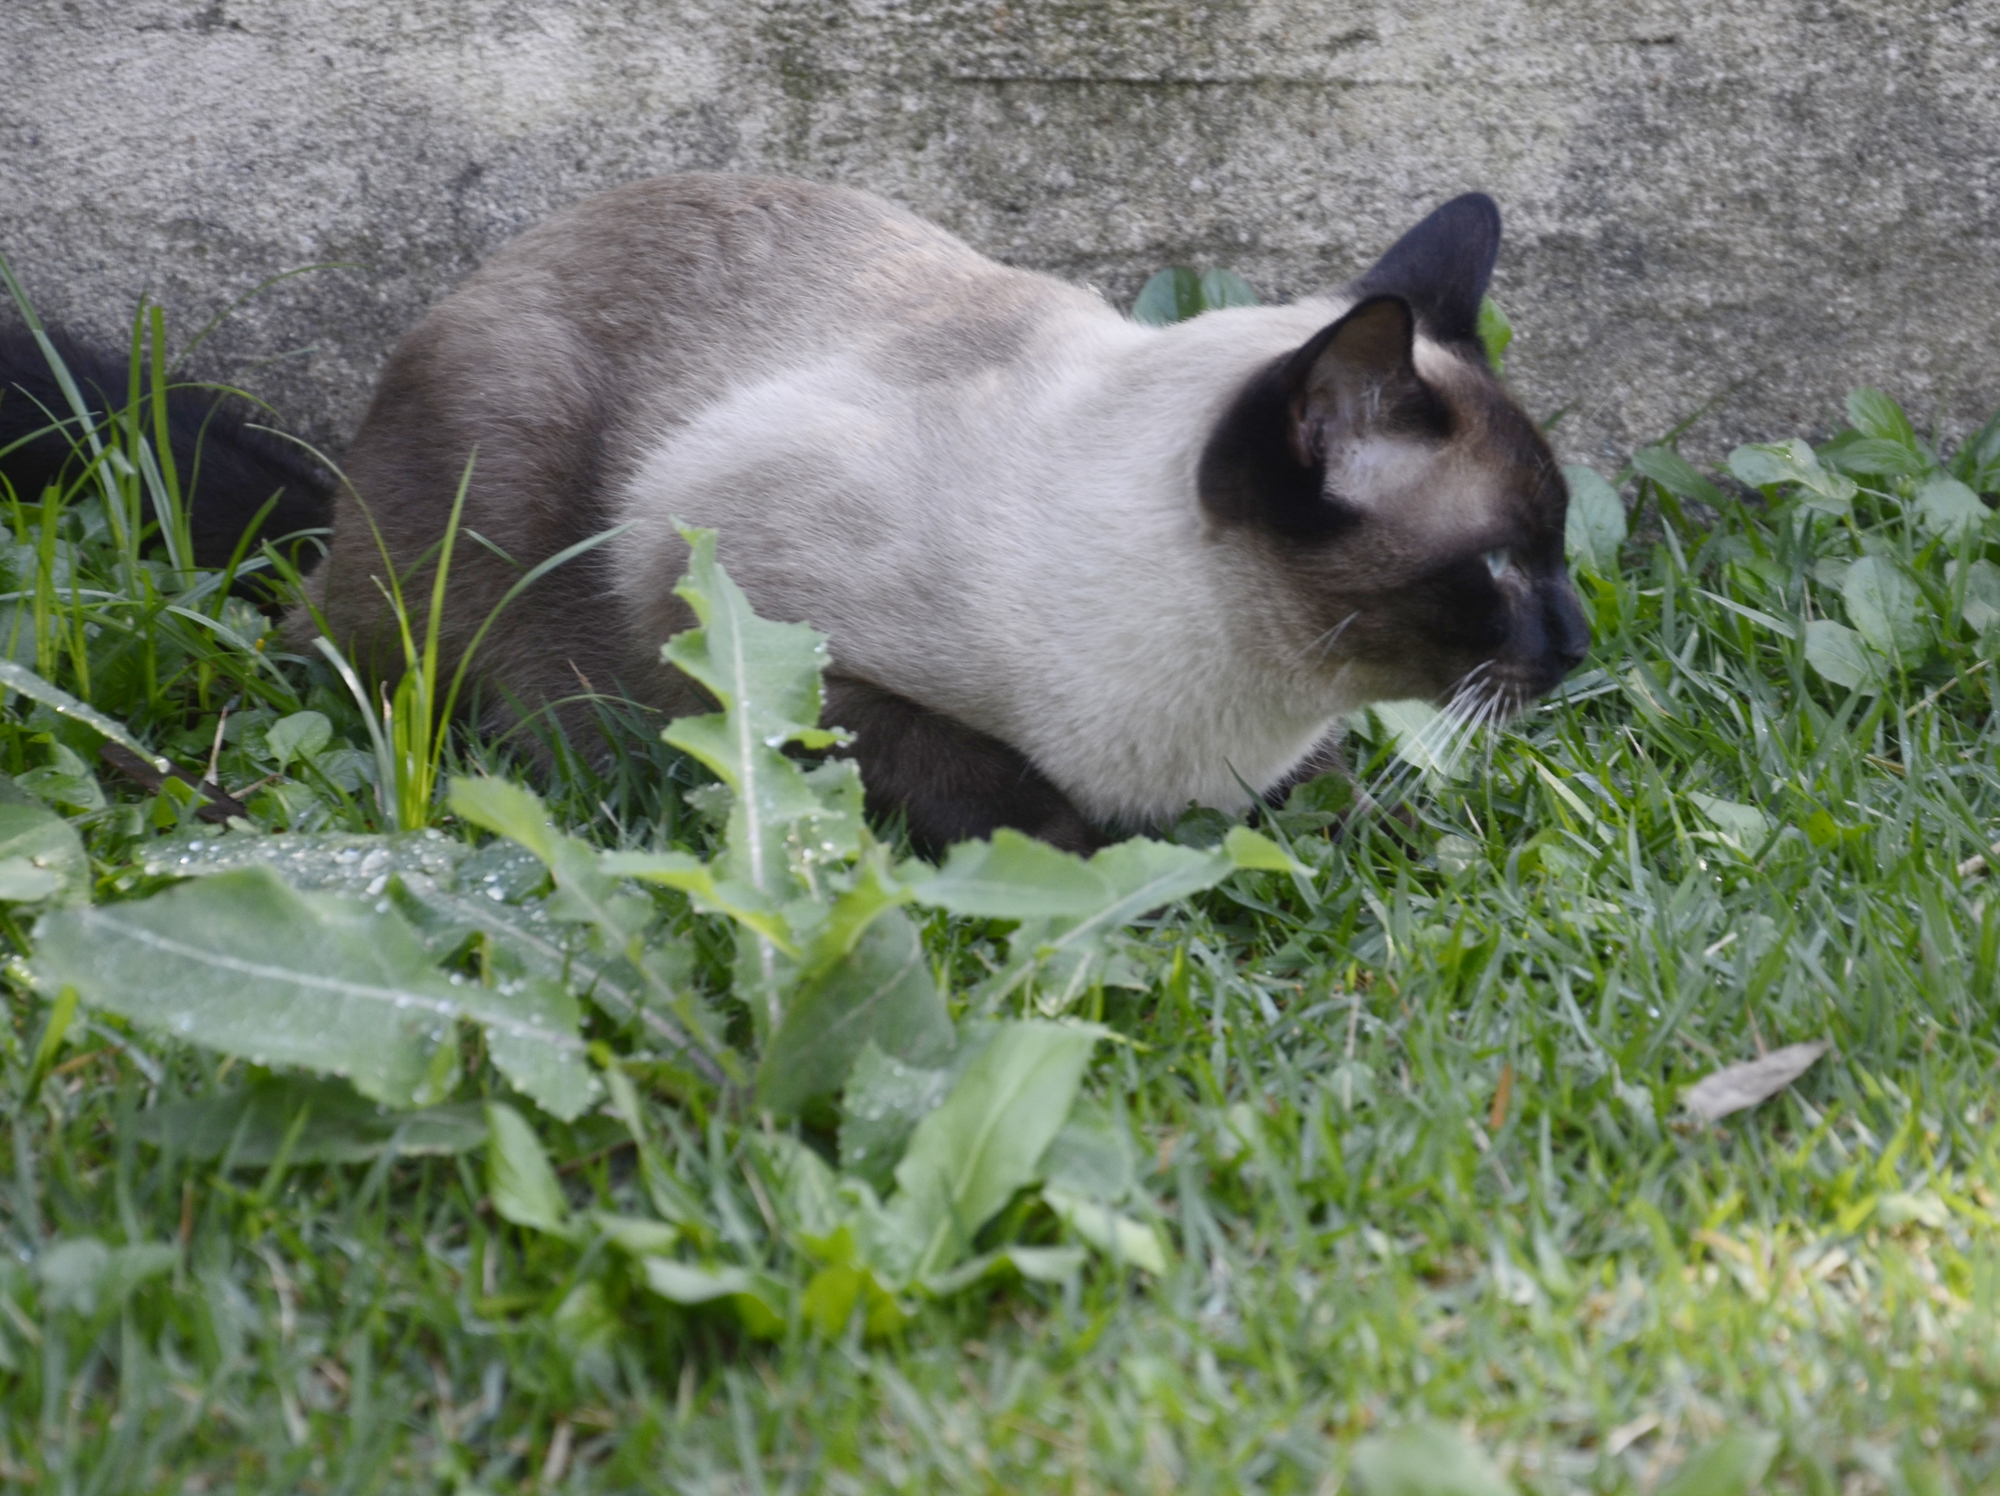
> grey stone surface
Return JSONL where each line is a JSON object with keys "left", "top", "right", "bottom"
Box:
{"left": 3, "top": 0, "right": 1996, "bottom": 470}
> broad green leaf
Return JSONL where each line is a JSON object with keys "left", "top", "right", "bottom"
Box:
{"left": 757, "top": 907, "right": 953, "bottom": 1115}
{"left": 1349, "top": 1421, "right": 1515, "bottom": 1496}
{"left": 1131, "top": 268, "right": 1203, "bottom": 326}
{"left": 887, "top": 1020, "right": 1102, "bottom": 1281}
{"left": 602, "top": 1063, "right": 705, "bottom": 1225}
{"left": 551, "top": 1280, "right": 622, "bottom": 1393}
{"left": 133, "top": 1077, "right": 486, "bottom": 1164}
{"left": 262, "top": 710, "right": 331, "bottom": 770}
{"left": 144, "top": 827, "right": 470, "bottom": 898}
{"left": 1222, "top": 825, "right": 1299, "bottom": 873}
{"left": 919, "top": 1244, "right": 1085, "bottom": 1295}
{"left": 640, "top": 1259, "right": 788, "bottom": 1337}
{"left": 904, "top": 829, "right": 1113, "bottom": 919}
{"left": 1914, "top": 472, "right": 1988, "bottom": 539}
{"left": 1952, "top": 558, "right": 2000, "bottom": 633}
{"left": 1802, "top": 620, "right": 1882, "bottom": 692}
{"left": 589, "top": 1213, "right": 680, "bottom": 1256}
{"left": 1725, "top": 439, "right": 1855, "bottom": 514}
{"left": 1951, "top": 406, "right": 2000, "bottom": 493}
{"left": 0, "top": 799, "right": 87, "bottom": 904}
{"left": 485, "top": 1101, "right": 569, "bottom": 1235}
{"left": 1654, "top": 1429, "right": 1779, "bottom": 1496}
{"left": 1040, "top": 1112, "right": 1138, "bottom": 1202}
{"left": 1841, "top": 554, "right": 1922, "bottom": 660}
{"left": 0, "top": 657, "right": 164, "bottom": 769}
{"left": 1476, "top": 295, "right": 1512, "bottom": 373}
{"left": 37, "top": 1237, "right": 178, "bottom": 1318}
{"left": 1197, "top": 268, "right": 1260, "bottom": 310}
{"left": 1845, "top": 386, "right": 1917, "bottom": 448}
{"left": 1821, "top": 435, "right": 1926, "bottom": 478}
{"left": 839, "top": 1042, "right": 957, "bottom": 1192}
{"left": 477, "top": 975, "right": 602, "bottom": 1121}
{"left": 912, "top": 832, "right": 1269, "bottom": 1011}
{"left": 801, "top": 1253, "right": 908, "bottom": 1338}
{"left": 1631, "top": 446, "right": 1726, "bottom": 508}
{"left": 34, "top": 866, "right": 596, "bottom": 1112}
{"left": 1686, "top": 793, "right": 1773, "bottom": 845}
{"left": 1042, "top": 1187, "right": 1167, "bottom": 1272}
{"left": 1561, "top": 464, "right": 1626, "bottom": 573}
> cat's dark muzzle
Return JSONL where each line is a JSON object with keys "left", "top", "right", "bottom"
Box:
{"left": 1437, "top": 572, "right": 1591, "bottom": 714}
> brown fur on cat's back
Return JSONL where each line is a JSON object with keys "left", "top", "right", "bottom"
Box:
{"left": 294, "top": 173, "right": 1067, "bottom": 741}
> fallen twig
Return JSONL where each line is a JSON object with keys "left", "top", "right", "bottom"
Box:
{"left": 98, "top": 742, "right": 251, "bottom": 824}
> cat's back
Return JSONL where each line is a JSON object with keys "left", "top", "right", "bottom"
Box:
{"left": 426, "top": 174, "right": 1091, "bottom": 422}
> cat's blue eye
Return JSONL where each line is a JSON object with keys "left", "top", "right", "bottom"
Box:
{"left": 1484, "top": 548, "right": 1512, "bottom": 579}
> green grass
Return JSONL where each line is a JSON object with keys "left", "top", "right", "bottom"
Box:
{"left": 3, "top": 295, "right": 2000, "bottom": 1495}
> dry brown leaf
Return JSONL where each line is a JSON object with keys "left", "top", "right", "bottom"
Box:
{"left": 1681, "top": 1040, "right": 1829, "bottom": 1123}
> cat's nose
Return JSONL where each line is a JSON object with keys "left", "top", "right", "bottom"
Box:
{"left": 1547, "top": 581, "right": 1590, "bottom": 672}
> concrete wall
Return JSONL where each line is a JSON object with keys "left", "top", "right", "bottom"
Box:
{"left": 4, "top": 0, "right": 1997, "bottom": 469}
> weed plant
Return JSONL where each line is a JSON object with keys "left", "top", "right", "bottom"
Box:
{"left": 1, "top": 279, "right": 1999, "bottom": 1495}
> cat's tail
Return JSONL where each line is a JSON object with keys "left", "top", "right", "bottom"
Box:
{"left": 0, "top": 323, "right": 332, "bottom": 575}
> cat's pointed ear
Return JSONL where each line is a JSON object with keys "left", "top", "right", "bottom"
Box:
{"left": 1283, "top": 295, "right": 1428, "bottom": 464}
{"left": 1350, "top": 193, "right": 1500, "bottom": 352}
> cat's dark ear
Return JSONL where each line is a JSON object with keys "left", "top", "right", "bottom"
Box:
{"left": 1350, "top": 193, "right": 1500, "bottom": 353}
{"left": 1283, "top": 295, "right": 1440, "bottom": 463}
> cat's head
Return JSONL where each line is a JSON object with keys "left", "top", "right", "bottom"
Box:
{"left": 1198, "top": 194, "right": 1589, "bottom": 726}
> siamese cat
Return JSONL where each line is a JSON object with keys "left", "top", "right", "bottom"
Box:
{"left": 9, "top": 175, "right": 1587, "bottom": 852}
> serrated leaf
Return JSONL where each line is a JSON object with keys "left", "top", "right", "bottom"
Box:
{"left": 32, "top": 866, "right": 596, "bottom": 1112}
{"left": 1561, "top": 463, "right": 1627, "bottom": 573}
{"left": 757, "top": 906, "right": 953, "bottom": 1115}
{"left": 1132, "top": 268, "right": 1203, "bottom": 326}
{"left": 601, "top": 848, "right": 793, "bottom": 949}
{"left": 1350, "top": 1421, "right": 1516, "bottom": 1496}
{"left": 0, "top": 800, "right": 87, "bottom": 905}
{"left": 660, "top": 527, "right": 845, "bottom": 1022}
{"left": 1655, "top": 1429, "right": 1780, "bottom": 1496}
{"left": 1803, "top": 619, "right": 1883, "bottom": 692}
{"left": 447, "top": 775, "right": 559, "bottom": 864}
{"left": 485, "top": 1101, "right": 569, "bottom": 1234}
{"left": 1842, "top": 554, "right": 1922, "bottom": 660}
{"left": 1682, "top": 1041, "right": 1828, "bottom": 1123}
{"left": 133, "top": 1076, "right": 486, "bottom": 1164}
{"left": 886, "top": 1020, "right": 1102, "bottom": 1281}
{"left": 1914, "top": 473, "right": 1988, "bottom": 539}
